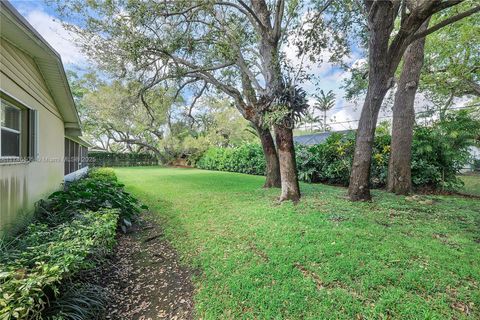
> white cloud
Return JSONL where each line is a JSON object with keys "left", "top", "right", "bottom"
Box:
{"left": 23, "top": 10, "right": 86, "bottom": 66}
{"left": 282, "top": 14, "right": 368, "bottom": 131}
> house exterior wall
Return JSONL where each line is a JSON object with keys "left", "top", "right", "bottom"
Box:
{"left": 0, "top": 38, "right": 65, "bottom": 236}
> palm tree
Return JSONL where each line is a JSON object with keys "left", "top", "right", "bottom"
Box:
{"left": 299, "top": 106, "right": 321, "bottom": 132}
{"left": 314, "top": 90, "right": 335, "bottom": 132}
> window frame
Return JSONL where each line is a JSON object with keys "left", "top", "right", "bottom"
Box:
{"left": 0, "top": 100, "right": 22, "bottom": 160}
{"left": 0, "top": 92, "right": 39, "bottom": 163}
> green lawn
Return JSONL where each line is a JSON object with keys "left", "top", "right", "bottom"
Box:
{"left": 116, "top": 167, "right": 480, "bottom": 319}
{"left": 459, "top": 174, "right": 480, "bottom": 196}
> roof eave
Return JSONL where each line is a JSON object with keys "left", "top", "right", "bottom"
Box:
{"left": 1, "top": 1, "right": 82, "bottom": 135}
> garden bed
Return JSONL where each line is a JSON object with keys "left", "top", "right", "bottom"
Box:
{"left": 0, "top": 168, "right": 146, "bottom": 319}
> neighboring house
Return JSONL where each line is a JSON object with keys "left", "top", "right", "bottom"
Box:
{"left": 293, "top": 130, "right": 354, "bottom": 146}
{"left": 0, "top": 2, "right": 89, "bottom": 235}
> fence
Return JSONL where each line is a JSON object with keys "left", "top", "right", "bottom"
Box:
{"left": 88, "top": 152, "right": 158, "bottom": 167}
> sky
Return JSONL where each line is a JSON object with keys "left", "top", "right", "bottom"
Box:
{"left": 9, "top": 0, "right": 401, "bottom": 131}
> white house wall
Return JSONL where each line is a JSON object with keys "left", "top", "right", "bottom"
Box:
{"left": 0, "top": 39, "right": 64, "bottom": 236}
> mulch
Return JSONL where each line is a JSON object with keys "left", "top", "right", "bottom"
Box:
{"left": 91, "top": 214, "right": 195, "bottom": 320}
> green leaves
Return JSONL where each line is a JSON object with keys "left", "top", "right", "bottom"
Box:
{"left": 0, "top": 210, "right": 118, "bottom": 319}
{"left": 296, "top": 132, "right": 355, "bottom": 185}
{"left": 37, "top": 168, "right": 145, "bottom": 229}
{"left": 196, "top": 144, "right": 266, "bottom": 176}
{"left": 196, "top": 108, "right": 479, "bottom": 191}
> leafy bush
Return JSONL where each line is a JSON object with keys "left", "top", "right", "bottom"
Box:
{"left": 89, "top": 152, "right": 158, "bottom": 167}
{"left": 0, "top": 209, "right": 118, "bottom": 320}
{"left": 36, "top": 168, "right": 146, "bottom": 229}
{"left": 196, "top": 111, "right": 479, "bottom": 191}
{"left": 412, "top": 110, "right": 479, "bottom": 189}
{"left": 88, "top": 167, "right": 117, "bottom": 182}
{"left": 196, "top": 143, "right": 265, "bottom": 175}
{"left": 296, "top": 132, "right": 355, "bottom": 185}
{"left": 42, "top": 283, "right": 108, "bottom": 320}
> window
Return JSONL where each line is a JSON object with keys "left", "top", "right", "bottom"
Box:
{"left": 65, "top": 138, "right": 89, "bottom": 175}
{"left": 1, "top": 100, "right": 21, "bottom": 158}
{"left": 0, "top": 97, "right": 38, "bottom": 161}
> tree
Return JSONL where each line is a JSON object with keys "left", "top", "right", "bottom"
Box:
{"left": 338, "top": 2, "right": 479, "bottom": 196}
{"left": 52, "top": 0, "right": 284, "bottom": 189}
{"left": 388, "top": 2, "right": 479, "bottom": 195}
{"left": 170, "top": 96, "right": 257, "bottom": 162}
{"left": 51, "top": 0, "right": 339, "bottom": 201}
{"left": 72, "top": 70, "right": 254, "bottom": 163}
{"left": 81, "top": 80, "right": 171, "bottom": 156}
{"left": 347, "top": 0, "right": 480, "bottom": 201}
{"left": 298, "top": 106, "right": 321, "bottom": 132}
{"left": 420, "top": 6, "right": 480, "bottom": 120}
{"left": 314, "top": 89, "right": 335, "bottom": 132}
{"left": 387, "top": 19, "right": 430, "bottom": 195}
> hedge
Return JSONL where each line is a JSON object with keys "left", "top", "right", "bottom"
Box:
{"left": 196, "top": 143, "right": 266, "bottom": 175}
{"left": 89, "top": 152, "right": 158, "bottom": 167}
{"left": 196, "top": 125, "right": 474, "bottom": 190}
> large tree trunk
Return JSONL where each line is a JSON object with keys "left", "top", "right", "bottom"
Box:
{"left": 252, "top": 0, "right": 301, "bottom": 201}
{"left": 274, "top": 124, "right": 300, "bottom": 202}
{"left": 255, "top": 124, "right": 281, "bottom": 188}
{"left": 348, "top": 4, "right": 396, "bottom": 201}
{"left": 348, "top": 78, "right": 390, "bottom": 201}
{"left": 387, "top": 20, "right": 429, "bottom": 195}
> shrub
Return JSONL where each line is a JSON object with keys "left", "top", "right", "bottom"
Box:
{"left": 196, "top": 143, "right": 265, "bottom": 175}
{"left": 196, "top": 112, "right": 478, "bottom": 191}
{"left": 296, "top": 132, "right": 355, "bottom": 185}
{"left": 0, "top": 209, "right": 118, "bottom": 320}
{"left": 36, "top": 168, "right": 146, "bottom": 229}
{"left": 410, "top": 110, "right": 479, "bottom": 190}
{"left": 89, "top": 152, "right": 158, "bottom": 167}
{"left": 88, "top": 167, "right": 117, "bottom": 181}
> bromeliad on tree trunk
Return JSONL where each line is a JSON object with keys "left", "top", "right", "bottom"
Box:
{"left": 50, "top": 0, "right": 347, "bottom": 202}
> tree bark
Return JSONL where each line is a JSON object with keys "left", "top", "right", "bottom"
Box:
{"left": 348, "top": 76, "right": 390, "bottom": 201}
{"left": 348, "top": 4, "right": 394, "bottom": 201}
{"left": 387, "top": 20, "right": 429, "bottom": 195}
{"left": 274, "top": 124, "right": 300, "bottom": 202}
{"left": 255, "top": 124, "right": 281, "bottom": 188}
{"left": 348, "top": 1, "right": 473, "bottom": 201}
{"left": 249, "top": 0, "right": 300, "bottom": 201}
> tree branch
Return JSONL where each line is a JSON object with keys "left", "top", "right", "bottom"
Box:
{"left": 273, "top": 0, "right": 285, "bottom": 39}
{"left": 428, "top": 0, "right": 464, "bottom": 16}
{"left": 173, "top": 77, "right": 202, "bottom": 102}
{"left": 465, "top": 79, "right": 480, "bottom": 96}
{"left": 215, "top": 1, "right": 266, "bottom": 31}
{"left": 411, "top": 5, "right": 480, "bottom": 42}
{"left": 107, "top": 128, "right": 162, "bottom": 156}
{"left": 186, "top": 81, "right": 208, "bottom": 128}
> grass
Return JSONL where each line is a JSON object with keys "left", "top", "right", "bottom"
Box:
{"left": 115, "top": 167, "right": 480, "bottom": 319}
{"left": 458, "top": 174, "right": 480, "bottom": 196}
